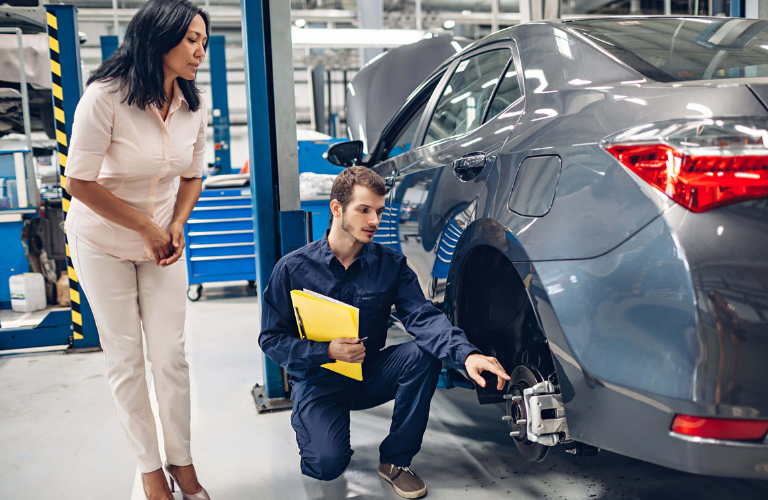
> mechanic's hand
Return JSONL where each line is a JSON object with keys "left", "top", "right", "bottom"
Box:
{"left": 465, "top": 354, "right": 510, "bottom": 390}
{"left": 160, "top": 222, "right": 185, "bottom": 267}
{"left": 328, "top": 337, "right": 366, "bottom": 363}
{"left": 140, "top": 219, "right": 173, "bottom": 266}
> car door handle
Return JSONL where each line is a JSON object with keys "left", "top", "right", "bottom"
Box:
{"left": 452, "top": 152, "right": 487, "bottom": 182}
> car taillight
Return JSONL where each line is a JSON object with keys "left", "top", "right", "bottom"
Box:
{"left": 602, "top": 118, "right": 768, "bottom": 212}
{"left": 671, "top": 414, "right": 768, "bottom": 441}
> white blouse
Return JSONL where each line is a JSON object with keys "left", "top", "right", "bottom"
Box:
{"left": 64, "top": 79, "right": 207, "bottom": 261}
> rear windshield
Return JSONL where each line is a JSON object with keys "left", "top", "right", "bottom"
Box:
{"left": 567, "top": 18, "right": 768, "bottom": 82}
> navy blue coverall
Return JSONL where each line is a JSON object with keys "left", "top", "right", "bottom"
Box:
{"left": 259, "top": 234, "right": 480, "bottom": 480}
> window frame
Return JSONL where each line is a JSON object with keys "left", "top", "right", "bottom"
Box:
{"left": 367, "top": 70, "right": 446, "bottom": 166}
{"left": 481, "top": 47, "right": 525, "bottom": 125}
{"left": 412, "top": 39, "right": 524, "bottom": 150}
{"left": 380, "top": 99, "right": 430, "bottom": 162}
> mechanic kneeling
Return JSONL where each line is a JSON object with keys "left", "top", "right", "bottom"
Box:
{"left": 259, "top": 166, "right": 510, "bottom": 499}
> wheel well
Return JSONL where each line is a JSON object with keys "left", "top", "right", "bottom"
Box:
{"left": 455, "top": 245, "right": 555, "bottom": 378}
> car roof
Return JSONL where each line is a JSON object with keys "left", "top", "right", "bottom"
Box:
{"left": 410, "top": 15, "right": 741, "bottom": 94}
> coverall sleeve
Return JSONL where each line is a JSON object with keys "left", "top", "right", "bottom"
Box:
{"left": 393, "top": 258, "right": 480, "bottom": 370}
{"left": 258, "top": 262, "right": 333, "bottom": 377}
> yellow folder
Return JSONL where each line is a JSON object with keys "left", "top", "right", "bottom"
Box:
{"left": 290, "top": 289, "right": 363, "bottom": 381}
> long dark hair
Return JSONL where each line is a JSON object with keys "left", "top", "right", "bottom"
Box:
{"left": 87, "top": 0, "right": 210, "bottom": 112}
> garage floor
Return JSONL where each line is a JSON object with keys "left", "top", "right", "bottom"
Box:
{"left": 2, "top": 285, "right": 767, "bottom": 500}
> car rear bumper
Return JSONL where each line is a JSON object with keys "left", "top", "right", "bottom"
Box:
{"left": 665, "top": 431, "right": 768, "bottom": 477}
{"left": 546, "top": 338, "right": 768, "bottom": 478}
{"left": 535, "top": 200, "right": 768, "bottom": 478}
{"left": 567, "top": 374, "right": 768, "bottom": 478}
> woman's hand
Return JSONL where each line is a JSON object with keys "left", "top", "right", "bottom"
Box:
{"left": 160, "top": 222, "right": 185, "bottom": 267}
{"left": 140, "top": 219, "right": 173, "bottom": 265}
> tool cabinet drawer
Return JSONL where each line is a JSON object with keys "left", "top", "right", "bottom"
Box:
{"left": 186, "top": 230, "right": 254, "bottom": 246}
{"left": 195, "top": 192, "right": 251, "bottom": 208}
{"left": 189, "top": 254, "right": 256, "bottom": 278}
{"left": 187, "top": 243, "right": 256, "bottom": 258}
{"left": 185, "top": 218, "right": 253, "bottom": 233}
{"left": 188, "top": 207, "right": 253, "bottom": 220}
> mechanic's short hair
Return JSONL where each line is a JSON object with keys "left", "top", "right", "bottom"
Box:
{"left": 329, "top": 166, "right": 386, "bottom": 227}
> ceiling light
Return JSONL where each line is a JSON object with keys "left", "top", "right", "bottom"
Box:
{"left": 291, "top": 29, "right": 424, "bottom": 49}
{"left": 295, "top": 18, "right": 306, "bottom": 28}
{"left": 444, "top": 20, "right": 456, "bottom": 29}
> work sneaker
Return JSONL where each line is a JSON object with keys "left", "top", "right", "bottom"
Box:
{"left": 377, "top": 462, "right": 427, "bottom": 499}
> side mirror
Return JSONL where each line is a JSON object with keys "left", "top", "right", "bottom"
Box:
{"left": 324, "top": 140, "right": 364, "bottom": 167}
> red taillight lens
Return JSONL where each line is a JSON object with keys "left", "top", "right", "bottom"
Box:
{"left": 671, "top": 414, "right": 768, "bottom": 441}
{"left": 605, "top": 144, "right": 768, "bottom": 213}
{"left": 602, "top": 118, "right": 768, "bottom": 212}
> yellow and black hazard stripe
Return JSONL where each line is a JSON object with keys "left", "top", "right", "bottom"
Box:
{"left": 47, "top": 11, "right": 83, "bottom": 341}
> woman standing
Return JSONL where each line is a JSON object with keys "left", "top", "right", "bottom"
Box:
{"left": 65, "top": 1, "right": 210, "bottom": 498}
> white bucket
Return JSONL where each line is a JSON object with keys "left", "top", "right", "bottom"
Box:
{"left": 9, "top": 273, "right": 47, "bottom": 312}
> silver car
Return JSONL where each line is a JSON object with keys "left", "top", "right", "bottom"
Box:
{"left": 327, "top": 16, "right": 768, "bottom": 478}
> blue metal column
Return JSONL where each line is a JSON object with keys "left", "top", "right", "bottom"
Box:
{"left": 242, "top": 0, "right": 306, "bottom": 411}
{"left": 100, "top": 35, "right": 118, "bottom": 61}
{"left": 731, "top": 0, "right": 745, "bottom": 16}
{"left": 46, "top": 5, "right": 99, "bottom": 350}
{"left": 208, "top": 36, "right": 232, "bottom": 175}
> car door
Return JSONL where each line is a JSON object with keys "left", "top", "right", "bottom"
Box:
{"left": 390, "top": 41, "right": 525, "bottom": 303}
{"left": 368, "top": 74, "right": 444, "bottom": 250}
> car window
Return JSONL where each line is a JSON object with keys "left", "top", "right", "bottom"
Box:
{"left": 485, "top": 60, "right": 523, "bottom": 122}
{"left": 568, "top": 18, "right": 768, "bottom": 82}
{"left": 385, "top": 101, "right": 427, "bottom": 160}
{"left": 423, "top": 49, "right": 512, "bottom": 145}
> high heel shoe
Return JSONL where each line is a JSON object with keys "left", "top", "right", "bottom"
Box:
{"left": 164, "top": 462, "right": 211, "bottom": 500}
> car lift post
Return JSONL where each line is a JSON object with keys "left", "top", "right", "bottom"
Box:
{"left": 731, "top": 0, "right": 745, "bottom": 16}
{"left": 45, "top": 4, "right": 100, "bottom": 350}
{"left": 100, "top": 35, "right": 118, "bottom": 61}
{"left": 242, "top": 0, "right": 305, "bottom": 413}
{"left": 208, "top": 35, "right": 232, "bottom": 176}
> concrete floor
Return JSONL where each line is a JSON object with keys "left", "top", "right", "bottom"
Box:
{"left": 2, "top": 284, "right": 768, "bottom": 500}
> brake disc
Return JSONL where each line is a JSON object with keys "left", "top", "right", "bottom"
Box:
{"left": 506, "top": 364, "right": 549, "bottom": 462}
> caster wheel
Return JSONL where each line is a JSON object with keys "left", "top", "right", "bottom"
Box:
{"left": 187, "top": 284, "right": 202, "bottom": 301}
{"left": 247, "top": 280, "right": 257, "bottom": 296}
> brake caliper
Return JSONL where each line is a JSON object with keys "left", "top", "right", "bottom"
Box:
{"left": 522, "top": 380, "right": 569, "bottom": 446}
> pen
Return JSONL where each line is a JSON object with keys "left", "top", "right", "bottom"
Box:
{"left": 358, "top": 337, "right": 368, "bottom": 344}
{"left": 294, "top": 307, "right": 307, "bottom": 340}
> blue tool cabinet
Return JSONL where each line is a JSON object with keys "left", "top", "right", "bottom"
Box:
{"left": 183, "top": 188, "right": 257, "bottom": 301}
{"left": 183, "top": 189, "right": 337, "bottom": 301}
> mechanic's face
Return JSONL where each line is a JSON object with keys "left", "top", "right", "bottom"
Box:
{"left": 339, "top": 186, "right": 385, "bottom": 244}
{"left": 163, "top": 14, "right": 207, "bottom": 82}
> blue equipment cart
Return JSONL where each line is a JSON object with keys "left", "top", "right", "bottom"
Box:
{"left": 183, "top": 188, "right": 256, "bottom": 301}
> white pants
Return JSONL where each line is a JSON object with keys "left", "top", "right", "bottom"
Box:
{"left": 69, "top": 234, "right": 192, "bottom": 473}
